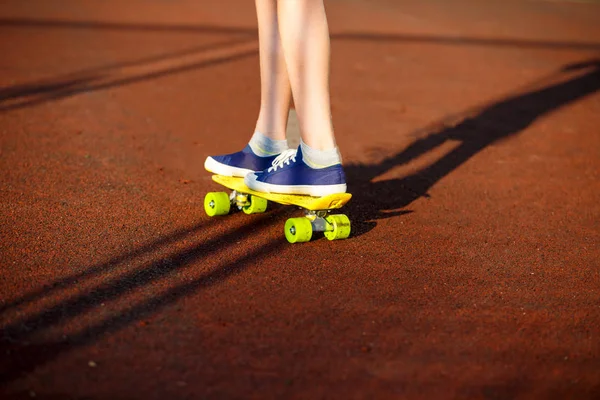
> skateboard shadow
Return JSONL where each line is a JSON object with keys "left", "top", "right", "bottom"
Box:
{"left": 0, "top": 210, "right": 290, "bottom": 384}
{"left": 343, "top": 59, "right": 600, "bottom": 237}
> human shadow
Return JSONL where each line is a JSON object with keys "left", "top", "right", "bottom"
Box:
{"left": 344, "top": 59, "right": 600, "bottom": 235}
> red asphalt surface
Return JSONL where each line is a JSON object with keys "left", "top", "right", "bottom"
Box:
{"left": 1, "top": 0, "right": 599, "bottom": 398}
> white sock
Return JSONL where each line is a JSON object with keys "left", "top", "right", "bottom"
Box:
{"left": 300, "top": 139, "right": 342, "bottom": 169}
{"left": 248, "top": 131, "right": 288, "bottom": 156}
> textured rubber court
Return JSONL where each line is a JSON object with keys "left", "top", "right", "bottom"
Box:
{"left": 1, "top": 0, "right": 599, "bottom": 398}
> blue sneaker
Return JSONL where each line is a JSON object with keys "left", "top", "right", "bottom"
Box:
{"left": 244, "top": 147, "right": 347, "bottom": 197}
{"left": 204, "top": 145, "right": 280, "bottom": 177}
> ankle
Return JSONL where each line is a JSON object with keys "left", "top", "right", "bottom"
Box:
{"left": 249, "top": 130, "right": 289, "bottom": 157}
{"left": 300, "top": 139, "right": 342, "bottom": 169}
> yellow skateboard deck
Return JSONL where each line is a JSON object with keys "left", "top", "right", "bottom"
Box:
{"left": 212, "top": 175, "right": 351, "bottom": 211}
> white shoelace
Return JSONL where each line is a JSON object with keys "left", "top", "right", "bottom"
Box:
{"left": 268, "top": 149, "right": 297, "bottom": 172}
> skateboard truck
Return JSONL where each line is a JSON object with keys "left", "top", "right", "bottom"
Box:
{"left": 305, "top": 210, "right": 332, "bottom": 233}
{"left": 229, "top": 190, "right": 268, "bottom": 214}
{"left": 231, "top": 190, "right": 248, "bottom": 208}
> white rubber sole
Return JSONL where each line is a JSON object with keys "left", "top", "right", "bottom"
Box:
{"left": 244, "top": 174, "right": 347, "bottom": 197}
{"left": 204, "top": 157, "right": 254, "bottom": 177}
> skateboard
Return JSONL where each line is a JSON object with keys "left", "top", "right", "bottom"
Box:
{"left": 204, "top": 174, "right": 352, "bottom": 243}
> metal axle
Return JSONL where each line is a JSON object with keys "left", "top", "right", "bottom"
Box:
{"left": 305, "top": 210, "right": 334, "bottom": 233}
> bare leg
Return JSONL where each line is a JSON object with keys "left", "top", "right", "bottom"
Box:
{"left": 254, "top": 0, "right": 291, "bottom": 140}
{"left": 203, "top": 1, "right": 291, "bottom": 176}
{"left": 277, "top": 0, "right": 336, "bottom": 151}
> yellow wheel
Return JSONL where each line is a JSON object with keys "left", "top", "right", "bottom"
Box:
{"left": 284, "top": 218, "right": 313, "bottom": 243}
{"left": 204, "top": 192, "right": 230, "bottom": 216}
{"left": 243, "top": 195, "right": 268, "bottom": 214}
{"left": 324, "top": 214, "right": 351, "bottom": 241}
